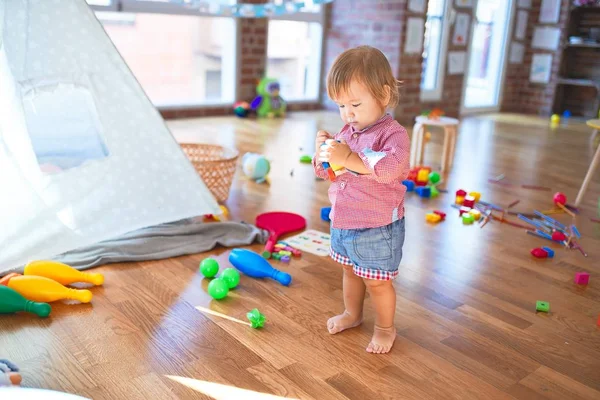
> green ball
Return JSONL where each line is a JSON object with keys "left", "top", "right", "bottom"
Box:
{"left": 429, "top": 171, "right": 441, "bottom": 184}
{"left": 208, "top": 278, "right": 229, "bottom": 300}
{"left": 199, "top": 258, "right": 219, "bottom": 278}
{"left": 220, "top": 268, "right": 240, "bottom": 289}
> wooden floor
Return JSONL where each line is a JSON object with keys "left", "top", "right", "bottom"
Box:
{"left": 1, "top": 111, "right": 600, "bottom": 399}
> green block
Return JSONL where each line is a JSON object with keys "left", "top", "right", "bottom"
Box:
{"left": 430, "top": 185, "right": 439, "bottom": 198}
{"left": 462, "top": 213, "right": 475, "bottom": 224}
{"left": 536, "top": 301, "right": 550, "bottom": 313}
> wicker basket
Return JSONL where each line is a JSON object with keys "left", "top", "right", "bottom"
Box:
{"left": 180, "top": 143, "right": 239, "bottom": 203}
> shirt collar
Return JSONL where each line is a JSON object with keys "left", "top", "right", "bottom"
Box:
{"left": 350, "top": 113, "right": 392, "bottom": 134}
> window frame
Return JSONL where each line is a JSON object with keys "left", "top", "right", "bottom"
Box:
{"left": 87, "top": 0, "right": 239, "bottom": 109}
{"left": 266, "top": 4, "right": 326, "bottom": 104}
{"left": 420, "top": 0, "right": 451, "bottom": 102}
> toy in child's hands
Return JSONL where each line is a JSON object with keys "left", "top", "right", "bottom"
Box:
{"left": 251, "top": 78, "right": 286, "bottom": 118}
{"left": 242, "top": 153, "right": 271, "bottom": 184}
{"left": 319, "top": 140, "right": 345, "bottom": 180}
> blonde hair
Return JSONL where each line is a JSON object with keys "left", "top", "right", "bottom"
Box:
{"left": 327, "top": 46, "right": 400, "bottom": 108}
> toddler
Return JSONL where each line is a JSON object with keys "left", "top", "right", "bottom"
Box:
{"left": 312, "top": 46, "right": 410, "bottom": 354}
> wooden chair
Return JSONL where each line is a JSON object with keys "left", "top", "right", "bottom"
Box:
{"left": 574, "top": 119, "right": 600, "bottom": 207}
{"left": 410, "top": 115, "right": 459, "bottom": 172}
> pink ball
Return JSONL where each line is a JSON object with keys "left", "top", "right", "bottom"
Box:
{"left": 553, "top": 192, "right": 567, "bottom": 205}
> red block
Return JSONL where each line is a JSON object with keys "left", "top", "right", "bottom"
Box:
{"left": 574, "top": 272, "right": 590, "bottom": 285}
{"left": 433, "top": 210, "right": 446, "bottom": 220}
{"left": 463, "top": 195, "right": 475, "bottom": 208}
{"left": 531, "top": 248, "right": 548, "bottom": 258}
{"left": 459, "top": 206, "right": 471, "bottom": 216}
{"left": 456, "top": 189, "right": 467, "bottom": 197}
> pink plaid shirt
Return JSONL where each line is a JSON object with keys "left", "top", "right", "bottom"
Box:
{"left": 313, "top": 114, "right": 410, "bottom": 229}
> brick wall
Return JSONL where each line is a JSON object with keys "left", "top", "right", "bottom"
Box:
{"left": 321, "top": 0, "right": 406, "bottom": 111}
{"left": 501, "top": 0, "right": 570, "bottom": 116}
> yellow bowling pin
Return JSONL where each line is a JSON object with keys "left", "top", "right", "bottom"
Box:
{"left": 6, "top": 275, "right": 92, "bottom": 303}
{"left": 24, "top": 260, "right": 104, "bottom": 286}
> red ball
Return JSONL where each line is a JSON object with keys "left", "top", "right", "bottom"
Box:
{"left": 553, "top": 192, "right": 567, "bottom": 205}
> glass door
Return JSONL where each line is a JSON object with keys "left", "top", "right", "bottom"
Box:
{"left": 462, "top": 0, "right": 514, "bottom": 112}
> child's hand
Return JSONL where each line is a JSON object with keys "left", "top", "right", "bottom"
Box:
{"left": 319, "top": 139, "right": 352, "bottom": 166}
{"left": 315, "top": 130, "right": 332, "bottom": 152}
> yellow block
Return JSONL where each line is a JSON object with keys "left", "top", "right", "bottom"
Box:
{"left": 330, "top": 163, "right": 344, "bottom": 171}
{"left": 425, "top": 213, "right": 442, "bottom": 223}
{"left": 417, "top": 169, "right": 429, "bottom": 182}
{"left": 469, "top": 209, "right": 481, "bottom": 221}
{"left": 455, "top": 196, "right": 465, "bottom": 205}
{"left": 469, "top": 192, "right": 481, "bottom": 202}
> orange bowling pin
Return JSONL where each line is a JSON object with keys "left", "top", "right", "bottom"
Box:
{"left": 5, "top": 275, "right": 92, "bottom": 303}
{"left": 24, "top": 260, "right": 104, "bottom": 286}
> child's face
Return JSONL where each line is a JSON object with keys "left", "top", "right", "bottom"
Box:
{"left": 333, "top": 80, "right": 386, "bottom": 131}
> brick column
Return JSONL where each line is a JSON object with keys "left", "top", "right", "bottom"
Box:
{"left": 322, "top": 0, "right": 405, "bottom": 110}
{"left": 238, "top": 3, "right": 269, "bottom": 102}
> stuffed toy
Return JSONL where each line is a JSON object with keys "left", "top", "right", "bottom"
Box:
{"left": 251, "top": 78, "right": 286, "bottom": 118}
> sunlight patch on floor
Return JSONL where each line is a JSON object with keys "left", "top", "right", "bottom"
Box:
{"left": 166, "top": 375, "right": 299, "bottom": 400}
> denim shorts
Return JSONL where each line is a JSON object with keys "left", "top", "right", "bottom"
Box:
{"left": 329, "top": 217, "right": 405, "bottom": 281}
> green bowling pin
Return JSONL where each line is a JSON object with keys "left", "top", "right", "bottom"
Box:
{"left": 0, "top": 285, "right": 51, "bottom": 318}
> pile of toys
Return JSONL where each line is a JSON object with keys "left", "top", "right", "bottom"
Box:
{"left": 0, "top": 261, "right": 104, "bottom": 318}
{"left": 454, "top": 189, "right": 482, "bottom": 225}
{"left": 402, "top": 166, "right": 442, "bottom": 198}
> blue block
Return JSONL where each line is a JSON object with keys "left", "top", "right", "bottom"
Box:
{"left": 541, "top": 246, "right": 554, "bottom": 258}
{"left": 321, "top": 206, "right": 331, "bottom": 222}
{"left": 402, "top": 180, "right": 415, "bottom": 192}
{"left": 416, "top": 186, "right": 431, "bottom": 198}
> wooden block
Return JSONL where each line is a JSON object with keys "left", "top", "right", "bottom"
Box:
{"left": 426, "top": 213, "right": 442, "bottom": 223}
{"left": 536, "top": 301, "right": 549, "bottom": 313}
{"left": 469, "top": 192, "right": 481, "bottom": 202}
{"left": 469, "top": 209, "right": 481, "bottom": 220}
{"left": 574, "top": 272, "right": 590, "bottom": 285}
{"left": 463, "top": 196, "right": 476, "bottom": 208}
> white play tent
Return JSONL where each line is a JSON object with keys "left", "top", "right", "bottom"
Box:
{"left": 0, "top": 0, "right": 221, "bottom": 274}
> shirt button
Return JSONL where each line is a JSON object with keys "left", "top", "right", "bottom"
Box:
{"left": 340, "top": 182, "right": 346, "bottom": 189}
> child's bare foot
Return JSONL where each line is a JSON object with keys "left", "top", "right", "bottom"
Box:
{"left": 366, "top": 325, "right": 396, "bottom": 354}
{"left": 327, "top": 311, "right": 362, "bottom": 334}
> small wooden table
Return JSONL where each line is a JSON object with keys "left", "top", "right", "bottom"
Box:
{"left": 574, "top": 119, "right": 600, "bottom": 207}
{"left": 410, "top": 116, "right": 459, "bottom": 172}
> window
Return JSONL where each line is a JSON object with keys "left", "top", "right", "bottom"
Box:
{"left": 21, "top": 79, "right": 109, "bottom": 173}
{"left": 421, "top": 0, "right": 449, "bottom": 101}
{"left": 88, "top": 1, "right": 237, "bottom": 107}
{"left": 266, "top": 0, "right": 324, "bottom": 102}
